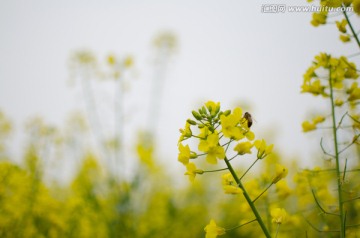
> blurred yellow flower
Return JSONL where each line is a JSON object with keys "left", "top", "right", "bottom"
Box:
{"left": 107, "top": 54, "right": 116, "bottom": 65}
{"left": 271, "top": 208, "right": 288, "bottom": 224}
{"left": 353, "top": 0, "right": 360, "bottom": 15}
{"left": 336, "top": 19, "right": 347, "bottom": 33}
{"left": 204, "top": 219, "right": 226, "bottom": 238}
{"left": 301, "top": 79, "right": 326, "bottom": 96}
{"left": 234, "top": 141, "right": 253, "bottom": 155}
{"left": 340, "top": 34, "right": 351, "bottom": 43}
{"left": 347, "top": 82, "right": 360, "bottom": 101}
{"left": 272, "top": 164, "right": 288, "bottom": 184}
{"left": 276, "top": 180, "right": 292, "bottom": 199}
{"left": 223, "top": 185, "right": 242, "bottom": 194}
{"left": 123, "top": 56, "right": 133, "bottom": 68}
{"left": 311, "top": 12, "right": 327, "bottom": 27}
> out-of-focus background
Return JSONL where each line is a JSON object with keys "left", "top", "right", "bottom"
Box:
{"left": 2, "top": 0, "right": 355, "bottom": 170}
{"left": 0, "top": 0, "right": 359, "bottom": 237}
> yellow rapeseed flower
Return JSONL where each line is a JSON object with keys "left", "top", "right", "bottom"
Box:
{"left": 220, "top": 108, "right": 243, "bottom": 140}
{"left": 178, "top": 143, "right": 191, "bottom": 165}
{"left": 254, "top": 139, "right": 273, "bottom": 159}
{"left": 198, "top": 133, "right": 225, "bottom": 164}
{"left": 178, "top": 122, "right": 192, "bottom": 143}
{"left": 336, "top": 19, "right": 347, "bottom": 33}
{"left": 223, "top": 185, "right": 242, "bottom": 194}
{"left": 271, "top": 208, "right": 288, "bottom": 224}
{"left": 347, "top": 82, "right": 360, "bottom": 101}
{"left": 184, "top": 163, "right": 203, "bottom": 182}
{"left": 340, "top": 34, "right": 351, "bottom": 43}
{"left": 311, "top": 12, "right": 327, "bottom": 27}
{"left": 234, "top": 141, "right": 253, "bottom": 155}
{"left": 272, "top": 164, "right": 288, "bottom": 184}
{"left": 354, "top": 0, "right": 360, "bottom": 15}
{"left": 205, "top": 101, "right": 220, "bottom": 116}
{"left": 204, "top": 219, "right": 226, "bottom": 238}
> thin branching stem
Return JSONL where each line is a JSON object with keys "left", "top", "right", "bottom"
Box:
{"left": 253, "top": 182, "right": 273, "bottom": 203}
{"left": 320, "top": 138, "right": 336, "bottom": 158}
{"left": 239, "top": 158, "right": 259, "bottom": 180}
{"left": 339, "top": 134, "right": 360, "bottom": 154}
{"left": 311, "top": 189, "right": 340, "bottom": 217}
{"left": 303, "top": 216, "right": 340, "bottom": 233}
{"left": 224, "top": 157, "right": 271, "bottom": 238}
{"left": 343, "top": 196, "right": 360, "bottom": 203}
{"left": 225, "top": 219, "right": 257, "bottom": 231}
{"left": 274, "top": 224, "right": 280, "bottom": 238}
{"left": 203, "top": 168, "right": 228, "bottom": 173}
{"left": 336, "top": 112, "right": 348, "bottom": 131}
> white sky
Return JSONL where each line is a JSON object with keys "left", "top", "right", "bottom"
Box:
{"left": 0, "top": 0, "right": 359, "bottom": 178}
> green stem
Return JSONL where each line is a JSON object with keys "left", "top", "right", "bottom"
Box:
{"left": 224, "top": 157, "right": 271, "bottom": 238}
{"left": 203, "top": 167, "right": 228, "bottom": 173}
{"left": 253, "top": 182, "right": 273, "bottom": 203}
{"left": 240, "top": 158, "right": 259, "bottom": 180}
{"left": 329, "top": 69, "right": 345, "bottom": 237}
{"left": 225, "top": 218, "right": 257, "bottom": 231}
{"left": 274, "top": 224, "right": 280, "bottom": 238}
{"left": 343, "top": 7, "right": 360, "bottom": 49}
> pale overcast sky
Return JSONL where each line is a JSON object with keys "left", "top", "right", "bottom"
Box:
{"left": 0, "top": 0, "right": 359, "bottom": 177}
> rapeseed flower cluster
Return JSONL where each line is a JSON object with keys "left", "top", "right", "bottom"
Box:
{"left": 177, "top": 102, "right": 294, "bottom": 237}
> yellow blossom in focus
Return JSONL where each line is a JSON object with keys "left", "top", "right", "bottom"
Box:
{"left": 272, "top": 164, "right": 288, "bottom": 184}
{"left": 205, "top": 101, "right": 220, "bottom": 116}
{"left": 178, "top": 122, "right": 192, "bottom": 143}
{"left": 204, "top": 219, "right": 226, "bottom": 238}
{"left": 245, "top": 130, "right": 255, "bottom": 141}
{"left": 199, "top": 126, "right": 210, "bottom": 139}
{"left": 254, "top": 139, "right": 273, "bottom": 159}
{"left": 234, "top": 141, "right": 253, "bottom": 155}
{"left": 222, "top": 173, "right": 241, "bottom": 194}
{"left": 271, "top": 208, "right": 288, "bottom": 224}
{"left": 178, "top": 144, "right": 191, "bottom": 165}
{"left": 222, "top": 173, "right": 235, "bottom": 186}
{"left": 198, "top": 133, "right": 225, "bottom": 164}
{"left": 184, "top": 163, "right": 203, "bottom": 182}
{"left": 220, "top": 108, "right": 243, "bottom": 140}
